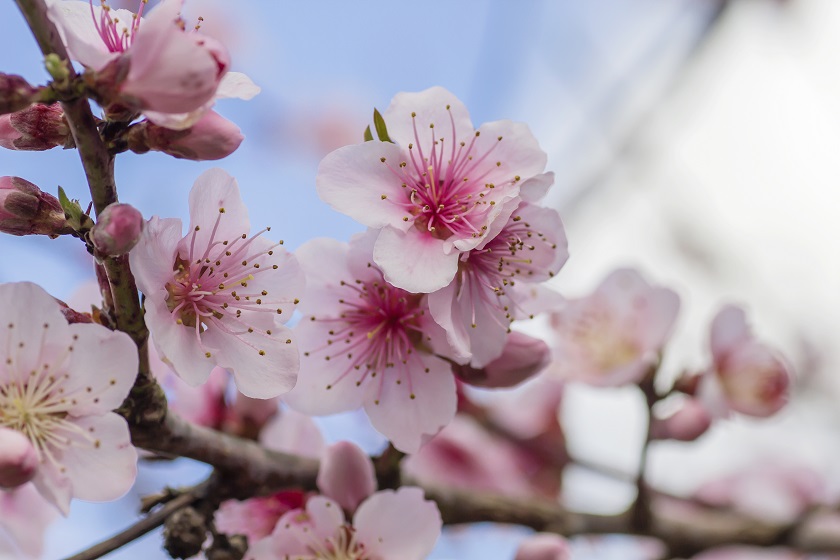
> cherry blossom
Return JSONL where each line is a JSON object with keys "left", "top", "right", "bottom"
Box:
{"left": 0, "top": 484, "right": 58, "bottom": 559}
{"left": 46, "top": 0, "right": 229, "bottom": 115}
{"left": 284, "top": 232, "right": 457, "bottom": 453}
{"left": 548, "top": 268, "right": 680, "bottom": 387}
{"left": 0, "top": 282, "right": 138, "bottom": 514}
{"left": 430, "top": 198, "right": 568, "bottom": 367}
{"left": 698, "top": 305, "right": 791, "bottom": 418}
{"left": 130, "top": 168, "right": 304, "bottom": 399}
{"left": 317, "top": 86, "right": 548, "bottom": 293}
{"left": 247, "top": 488, "right": 441, "bottom": 560}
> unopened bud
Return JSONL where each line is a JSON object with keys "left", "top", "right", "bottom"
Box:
{"left": 0, "top": 427, "right": 38, "bottom": 488}
{"left": 0, "top": 176, "right": 70, "bottom": 237}
{"left": 651, "top": 398, "right": 712, "bottom": 442}
{"left": 0, "top": 103, "right": 70, "bottom": 151}
{"left": 317, "top": 441, "right": 377, "bottom": 512}
{"left": 454, "top": 331, "right": 551, "bottom": 388}
{"left": 91, "top": 203, "right": 144, "bottom": 256}
{"left": 0, "top": 74, "right": 39, "bottom": 115}
{"left": 127, "top": 111, "right": 244, "bottom": 161}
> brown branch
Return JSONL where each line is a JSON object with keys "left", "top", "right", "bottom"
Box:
{"left": 61, "top": 482, "right": 208, "bottom": 560}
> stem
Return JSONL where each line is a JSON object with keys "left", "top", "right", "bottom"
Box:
{"left": 61, "top": 484, "right": 206, "bottom": 560}
{"left": 631, "top": 376, "right": 658, "bottom": 532}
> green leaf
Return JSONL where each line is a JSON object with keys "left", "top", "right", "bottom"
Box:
{"left": 363, "top": 125, "right": 373, "bottom": 142}
{"left": 373, "top": 108, "right": 392, "bottom": 143}
{"left": 57, "top": 186, "right": 93, "bottom": 232}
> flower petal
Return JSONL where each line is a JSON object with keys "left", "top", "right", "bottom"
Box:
{"left": 373, "top": 226, "right": 459, "bottom": 293}
{"left": 354, "top": 487, "right": 442, "bottom": 560}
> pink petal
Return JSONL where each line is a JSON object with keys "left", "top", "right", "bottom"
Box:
{"left": 316, "top": 141, "right": 409, "bottom": 230}
{"left": 45, "top": 0, "right": 123, "bottom": 70}
{"left": 317, "top": 441, "right": 377, "bottom": 512}
{"left": 381, "top": 86, "right": 474, "bottom": 149}
{"left": 0, "top": 484, "right": 58, "bottom": 558}
{"left": 186, "top": 168, "right": 250, "bottom": 250}
{"left": 364, "top": 354, "right": 457, "bottom": 453}
{"left": 515, "top": 533, "right": 571, "bottom": 560}
{"left": 270, "top": 497, "right": 346, "bottom": 556}
{"left": 373, "top": 226, "right": 459, "bottom": 293}
{"left": 62, "top": 323, "right": 137, "bottom": 416}
{"left": 259, "top": 408, "right": 325, "bottom": 459}
{"left": 457, "top": 331, "right": 552, "bottom": 388}
{"left": 427, "top": 281, "right": 471, "bottom": 361}
{"left": 354, "top": 487, "right": 442, "bottom": 560}
{"left": 710, "top": 304, "right": 751, "bottom": 362}
{"left": 468, "top": 119, "right": 547, "bottom": 196}
{"left": 0, "top": 428, "right": 38, "bottom": 489}
{"left": 128, "top": 216, "right": 181, "bottom": 296}
{"left": 519, "top": 172, "right": 555, "bottom": 203}
{"left": 59, "top": 414, "right": 137, "bottom": 503}
{"left": 216, "top": 72, "right": 261, "bottom": 100}
{"left": 145, "top": 299, "right": 217, "bottom": 387}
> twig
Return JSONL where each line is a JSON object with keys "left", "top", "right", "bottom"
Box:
{"left": 61, "top": 483, "right": 207, "bottom": 560}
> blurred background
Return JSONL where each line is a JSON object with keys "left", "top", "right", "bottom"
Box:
{"left": 2, "top": 0, "right": 840, "bottom": 558}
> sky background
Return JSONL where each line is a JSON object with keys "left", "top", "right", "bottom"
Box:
{"left": 4, "top": 0, "right": 840, "bottom": 558}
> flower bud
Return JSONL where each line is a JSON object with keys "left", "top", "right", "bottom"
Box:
{"left": 515, "top": 533, "right": 571, "bottom": 560}
{"left": 127, "top": 111, "right": 244, "bottom": 161}
{"left": 651, "top": 398, "right": 712, "bottom": 442}
{"left": 454, "top": 331, "right": 551, "bottom": 388}
{"left": 0, "top": 427, "right": 38, "bottom": 488}
{"left": 317, "top": 441, "right": 377, "bottom": 512}
{"left": 0, "top": 74, "right": 39, "bottom": 116}
{"left": 0, "top": 103, "right": 70, "bottom": 151}
{"left": 0, "top": 176, "right": 70, "bottom": 237}
{"left": 91, "top": 203, "right": 144, "bottom": 256}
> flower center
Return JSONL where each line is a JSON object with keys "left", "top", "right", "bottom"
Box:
{"left": 567, "top": 308, "right": 639, "bottom": 371}
{"left": 305, "top": 524, "right": 369, "bottom": 560}
{"left": 305, "top": 266, "right": 429, "bottom": 401}
{"left": 164, "top": 208, "right": 295, "bottom": 360}
{"left": 380, "top": 107, "right": 520, "bottom": 241}
{"left": 90, "top": 0, "right": 147, "bottom": 53}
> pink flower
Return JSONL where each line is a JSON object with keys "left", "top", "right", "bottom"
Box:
{"left": 0, "top": 282, "right": 138, "bottom": 514}
{"left": 515, "top": 533, "right": 571, "bottom": 560}
{"left": 130, "top": 168, "right": 304, "bottom": 399}
{"left": 247, "top": 488, "right": 441, "bottom": 560}
{"left": 549, "top": 268, "right": 680, "bottom": 386}
{"left": 317, "top": 86, "right": 548, "bottom": 293}
{"left": 47, "top": 0, "right": 228, "bottom": 115}
{"left": 317, "top": 441, "right": 377, "bottom": 513}
{"left": 284, "top": 232, "right": 457, "bottom": 453}
{"left": 650, "top": 398, "right": 712, "bottom": 442}
{"left": 429, "top": 199, "right": 568, "bottom": 367}
{"left": 698, "top": 305, "right": 791, "bottom": 417}
{"left": 0, "top": 484, "right": 59, "bottom": 558}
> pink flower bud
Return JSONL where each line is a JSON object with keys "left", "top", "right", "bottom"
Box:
{"left": 515, "top": 533, "right": 571, "bottom": 560}
{"left": 651, "top": 398, "right": 712, "bottom": 442}
{"left": 91, "top": 203, "right": 144, "bottom": 256}
{"left": 127, "top": 111, "right": 244, "bottom": 161}
{"left": 317, "top": 441, "right": 377, "bottom": 512}
{"left": 0, "top": 103, "right": 70, "bottom": 151}
{"left": 0, "top": 427, "right": 38, "bottom": 488}
{"left": 0, "top": 176, "right": 70, "bottom": 237}
{"left": 454, "top": 332, "right": 551, "bottom": 388}
{"left": 0, "top": 74, "right": 39, "bottom": 115}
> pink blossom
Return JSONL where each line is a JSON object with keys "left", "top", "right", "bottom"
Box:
{"left": 284, "top": 232, "right": 457, "bottom": 453}
{"left": 0, "top": 484, "right": 59, "bottom": 558}
{"left": 698, "top": 305, "right": 791, "bottom": 417}
{"left": 451, "top": 331, "right": 552, "bottom": 388}
{"left": 695, "top": 462, "right": 824, "bottom": 524}
{"left": 0, "top": 427, "right": 38, "bottom": 488}
{"left": 247, "top": 488, "right": 441, "bottom": 560}
{"left": 317, "top": 86, "right": 548, "bottom": 293}
{"left": 0, "top": 282, "right": 138, "bottom": 514}
{"left": 317, "top": 441, "right": 377, "bottom": 513}
{"left": 650, "top": 398, "right": 712, "bottom": 442}
{"left": 549, "top": 268, "right": 680, "bottom": 387}
{"left": 403, "top": 414, "right": 535, "bottom": 497}
{"left": 429, "top": 199, "right": 568, "bottom": 367}
{"left": 515, "top": 533, "right": 571, "bottom": 560}
{"left": 47, "top": 0, "right": 229, "bottom": 115}
{"left": 130, "top": 168, "right": 304, "bottom": 399}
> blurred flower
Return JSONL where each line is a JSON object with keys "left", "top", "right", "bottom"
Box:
{"left": 0, "top": 282, "right": 137, "bottom": 514}
{"left": 0, "top": 484, "right": 59, "bottom": 559}
{"left": 0, "top": 427, "right": 38, "bottom": 488}
{"left": 130, "top": 168, "right": 304, "bottom": 399}
{"left": 650, "top": 398, "right": 712, "bottom": 442}
{"left": 0, "top": 73, "right": 39, "bottom": 116}
{"left": 692, "top": 546, "right": 801, "bottom": 560}
{"left": 548, "top": 268, "right": 680, "bottom": 387}
{"left": 697, "top": 305, "right": 791, "bottom": 418}
{"left": 317, "top": 441, "right": 378, "bottom": 513}
{"left": 317, "top": 86, "right": 548, "bottom": 293}
{"left": 284, "top": 231, "right": 457, "bottom": 453}
{"left": 452, "top": 331, "right": 552, "bottom": 388}
{"left": 515, "top": 533, "right": 570, "bottom": 560}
